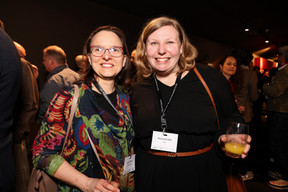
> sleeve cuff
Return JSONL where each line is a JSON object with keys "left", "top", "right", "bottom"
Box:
{"left": 47, "top": 155, "right": 65, "bottom": 176}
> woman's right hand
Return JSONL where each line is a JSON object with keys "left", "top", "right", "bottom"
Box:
{"left": 82, "top": 178, "right": 120, "bottom": 192}
{"left": 52, "top": 160, "right": 120, "bottom": 192}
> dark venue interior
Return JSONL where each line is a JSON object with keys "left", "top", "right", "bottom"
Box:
{"left": 1, "top": 0, "right": 287, "bottom": 191}
{"left": 1, "top": 0, "right": 287, "bottom": 87}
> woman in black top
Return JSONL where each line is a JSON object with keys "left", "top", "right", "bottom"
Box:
{"left": 131, "top": 17, "right": 251, "bottom": 192}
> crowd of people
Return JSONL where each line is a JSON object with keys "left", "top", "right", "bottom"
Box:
{"left": 0, "top": 16, "right": 287, "bottom": 192}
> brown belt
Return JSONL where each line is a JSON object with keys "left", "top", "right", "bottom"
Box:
{"left": 147, "top": 143, "right": 214, "bottom": 157}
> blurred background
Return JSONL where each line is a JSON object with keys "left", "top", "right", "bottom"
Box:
{"left": 1, "top": 0, "right": 287, "bottom": 88}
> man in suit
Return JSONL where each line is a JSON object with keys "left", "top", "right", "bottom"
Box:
{"left": 233, "top": 50, "right": 259, "bottom": 124}
{"left": 13, "top": 41, "right": 39, "bottom": 192}
{"left": 263, "top": 43, "right": 288, "bottom": 190}
{"left": 0, "top": 24, "right": 22, "bottom": 192}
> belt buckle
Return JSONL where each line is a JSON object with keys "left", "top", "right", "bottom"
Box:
{"left": 167, "top": 152, "right": 177, "bottom": 157}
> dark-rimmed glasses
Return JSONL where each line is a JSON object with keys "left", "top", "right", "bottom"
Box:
{"left": 90, "top": 46, "right": 124, "bottom": 57}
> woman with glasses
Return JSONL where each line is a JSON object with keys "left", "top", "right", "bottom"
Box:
{"left": 32, "top": 26, "right": 134, "bottom": 192}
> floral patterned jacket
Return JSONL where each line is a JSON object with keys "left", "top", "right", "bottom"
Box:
{"left": 32, "top": 82, "right": 134, "bottom": 192}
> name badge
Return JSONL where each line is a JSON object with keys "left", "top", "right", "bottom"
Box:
{"left": 123, "top": 154, "right": 136, "bottom": 175}
{"left": 151, "top": 131, "right": 178, "bottom": 153}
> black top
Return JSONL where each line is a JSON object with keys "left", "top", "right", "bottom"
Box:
{"left": 131, "top": 64, "right": 243, "bottom": 192}
{"left": 93, "top": 90, "right": 117, "bottom": 118}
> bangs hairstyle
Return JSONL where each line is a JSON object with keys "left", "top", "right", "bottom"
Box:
{"left": 81, "top": 25, "right": 131, "bottom": 92}
{"left": 134, "top": 16, "right": 198, "bottom": 80}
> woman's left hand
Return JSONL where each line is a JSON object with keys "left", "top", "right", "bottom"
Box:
{"left": 218, "top": 134, "right": 252, "bottom": 159}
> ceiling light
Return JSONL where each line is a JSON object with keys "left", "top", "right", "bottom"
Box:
{"left": 265, "top": 40, "right": 270, "bottom": 43}
{"left": 245, "top": 28, "right": 249, "bottom": 32}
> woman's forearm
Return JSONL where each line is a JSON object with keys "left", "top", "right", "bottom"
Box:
{"left": 53, "top": 160, "right": 89, "bottom": 191}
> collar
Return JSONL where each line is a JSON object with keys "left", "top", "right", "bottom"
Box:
{"left": 48, "top": 65, "right": 68, "bottom": 79}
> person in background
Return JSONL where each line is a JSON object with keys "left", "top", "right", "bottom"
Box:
{"left": 31, "top": 64, "right": 39, "bottom": 79}
{"left": 32, "top": 25, "right": 134, "bottom": 192}
{"left": 213, "top": 55, "right": 239, "bottom": 92}
{"left": 37, "top": 45, "right": 80, "bottom": 123}
{"left": 252, "top": 66, "right": 266, "bottom": 126}
{"left": 0, "top": 20, "right": 22, "bottom": 192}
{"left": 263, "top": 43, "right": 288, "bottom": 190}
{"left": 75, "top": 54, "right": 89, "bottom": 77}
{"left": 130, "top": 49, "right": 136, "bottom": 62}
{"left": 130, "top": 49, "right": 137, "bottom": 81}
{"left": 0, "top": 19, "right": 4, "bottom": 30}
{"left": 232, "top": 49, "right": 259, "bottom": 124}
{"left": 13, "top": 41, "right": 39, "bottom": 192}
{"left": 131, "top": 16, "right": 251, "bottom": 192}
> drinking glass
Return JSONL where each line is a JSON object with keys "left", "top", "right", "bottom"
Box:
{"left": 224, "top": 121, "right": 249, "bottom": 158}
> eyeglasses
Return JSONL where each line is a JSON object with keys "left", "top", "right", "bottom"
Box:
{"left": 90, "top": 46, "right": 124, "bottom": 57}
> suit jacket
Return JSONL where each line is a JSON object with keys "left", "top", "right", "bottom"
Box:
{"left": 0, "top": 28, "right": 22, "bottom": 191}
{"left": 263, "top": 65, "right": 288, "bottom": 113}
{"left": 235, "top": 67, "right": 259, "bottom": 123}
{"left": 13, "top": 58, "right": 39, "bottom": 143}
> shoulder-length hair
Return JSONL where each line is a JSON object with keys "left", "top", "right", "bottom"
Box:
{"left": 134, "top": 16, "right": 198, "bottom": 81}
{"left": 213, "top": 55, "right": 239, "bottom": 71}
{"left": 81, "top": 25, "right": 131, "bottom": 92}
{"left": 213, "top": 55, "right": 241, "bottom": 94}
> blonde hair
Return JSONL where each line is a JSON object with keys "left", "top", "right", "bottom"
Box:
{"left": 134, "top": 17, "right": 198, "bottom": 80}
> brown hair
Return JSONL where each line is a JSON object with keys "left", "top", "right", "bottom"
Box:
{"left": 134, "top": 16, "right": 198, "bottom": 80}
{"left": 213, "top": 55, "right": 239, "bottom": 71}
{"left": 213, "top": 55, "right": 242, "bottom": 94}
{"left": 81, "top": 25, "right": 131, "bottom": 92}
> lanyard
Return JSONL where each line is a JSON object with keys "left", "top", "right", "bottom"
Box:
{"left": 153, "top": 73, "right": 182, "bottom": 132}
{"left": 91, "top": 79, "right": 132, "bottom": 125}
{"left": 91, "top": 79, "right": 134, "bottom": 153}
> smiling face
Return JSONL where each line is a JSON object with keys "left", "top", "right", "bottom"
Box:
{"left": 220, "top": 56, "right": 237, "bottom": 79}
{"left": 145, "top": 25, "right": 183, "bottom": 77}
{"left": 88, "top": 30, "right": 126, "bottom": 82}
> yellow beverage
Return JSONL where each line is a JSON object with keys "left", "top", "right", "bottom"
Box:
{"left": 225, "top": 142, "right": 245, "bottom": 155}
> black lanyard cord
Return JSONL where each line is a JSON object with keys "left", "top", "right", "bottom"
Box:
{"left": 92, "top": 79, "right": 132, "bottom": 125}
{"left": 153, "top": 73, "right": 182, "bottom": 131}
{"left": 92, "top": 79, "right": 134, "bottom": 152}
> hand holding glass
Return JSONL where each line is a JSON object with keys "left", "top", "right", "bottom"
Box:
{"left": 224, "top": 122, "right": 249, "bottom": 158}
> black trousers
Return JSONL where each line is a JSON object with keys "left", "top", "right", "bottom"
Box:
{"left": 268, "top": 111, "right": 288, "bottom": 180}
{"left": 0, "top": 133, "right": 15, "bottom": 192}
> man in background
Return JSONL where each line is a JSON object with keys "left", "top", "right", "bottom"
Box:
{"left": 75, "top": 54, "right": 89, "bottom": 77}
{"left": 37, "top": 45, "right": 80, "bottom": 123}
{"left": 263, "top": 43, "right": 288, "bottom": 190}
{"left": 13, "top": 41, "right": 39, "bottom": 192}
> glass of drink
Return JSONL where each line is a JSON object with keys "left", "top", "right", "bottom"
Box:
{"left": 224, "top": 121, "right": 249, "bottom": 158}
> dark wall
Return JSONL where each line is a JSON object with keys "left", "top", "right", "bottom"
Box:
{"left": 0, "top": 0, "right": 233, "bottom": 87}
{"left": 0, "top": 0, "right": 145, "bottom": 87}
